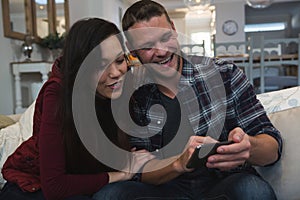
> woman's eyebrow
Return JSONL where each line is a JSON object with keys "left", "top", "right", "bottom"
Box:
{"left": 115, "top": 51, "right": 124, "bottom": 58}
{"left": 101, "top": 51, "right": 124, "bottom": 63}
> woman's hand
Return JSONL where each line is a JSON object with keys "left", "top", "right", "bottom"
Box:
{"left": 108, "top": 148, "right": 155, "bottom": 183}
{"left": 173, "top": 136, "right": 217, "bottom": 173}
{"left": 127, "top": 148, "right": 156, "bottom": 178}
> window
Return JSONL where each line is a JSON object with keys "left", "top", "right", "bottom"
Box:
{"left": 191, "top": 32, "right": 212, "bottom": 56}
{"left": 244, "top": 22, "right": 286, "bottom": 32}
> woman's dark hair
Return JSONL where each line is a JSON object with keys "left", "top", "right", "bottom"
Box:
{"left": 59, "top": 18, "right": 125, "bottom": 173}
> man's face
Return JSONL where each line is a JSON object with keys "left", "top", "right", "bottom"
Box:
{"left": 127, "top": 14, "right": 181, "bottom": 79}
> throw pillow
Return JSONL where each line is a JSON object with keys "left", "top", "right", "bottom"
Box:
{"left": 0, "top": 115, "right": 15, "bottom": 129}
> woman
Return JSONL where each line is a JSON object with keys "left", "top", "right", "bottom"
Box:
{"left": 0, "top": 18, "right": 154, "bottom": 200}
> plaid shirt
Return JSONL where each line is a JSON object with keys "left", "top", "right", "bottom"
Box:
{"left": 129, "top": 55, "right": 282, "bottom": 162}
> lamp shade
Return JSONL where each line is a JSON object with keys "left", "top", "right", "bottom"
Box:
{"left": 246, "top": 0, "right": 274, "bottom": 9}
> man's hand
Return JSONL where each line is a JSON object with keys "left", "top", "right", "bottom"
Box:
{"left": 206, "top": 127, "right": 251, "bottom": 171}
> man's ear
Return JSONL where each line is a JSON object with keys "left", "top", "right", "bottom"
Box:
{"left": 170, "top": 20, "right": 178, "bottom": 38}
{"left": 171, "top": 20, "right": 176, "bottom": 31}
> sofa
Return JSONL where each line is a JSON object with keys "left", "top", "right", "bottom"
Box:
{"left": 255, "top": 86, "right": 300, "bottom": 200}
{"left": 0, "top": 87, "right": 300, "bottom": 199}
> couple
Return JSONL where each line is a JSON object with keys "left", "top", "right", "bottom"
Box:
{"left": 0, "top": 1, "right": 282, "bottom": 200}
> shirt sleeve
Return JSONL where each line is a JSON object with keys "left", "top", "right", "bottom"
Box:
{"left": 39, "top": 82, "right": 109, "bottom": 200}
{"left": 229, "top": 65, "right": 283, "bottom": 164}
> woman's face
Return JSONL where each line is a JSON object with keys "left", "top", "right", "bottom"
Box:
{"left": 96, "top": 35, "right": 128, "bottom": 99}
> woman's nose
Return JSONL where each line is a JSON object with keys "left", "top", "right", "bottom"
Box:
{"left": 108, "top": 63, "right": 126, "bottom": 78}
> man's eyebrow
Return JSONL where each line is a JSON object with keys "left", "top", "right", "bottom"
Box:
{"left": 163, "top": 30, "right": 172, "bottom": 37}
{"left": 138, "top": 41, "right": 155, "bottom": 49}
{"left": 137, "top": 30, "right": 173, "bottom": 48}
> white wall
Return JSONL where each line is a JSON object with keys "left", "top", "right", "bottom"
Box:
{"left": 169, "top": 11, "right": 187, "bottom": 44}
{"left": 0, "top": 4, "right": 15, "bottom": 115}
{"left": 69, "top": 0, "right": 127, "bottom": 29}
{"left": 215, "top": 1, "right": 245, "bottom": 43}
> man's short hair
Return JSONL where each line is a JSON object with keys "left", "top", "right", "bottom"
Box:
{"left": 122, "top": 0, "right": 172, "bottom": 32}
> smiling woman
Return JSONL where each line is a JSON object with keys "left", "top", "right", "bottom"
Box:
{"left": 0, "top": 17, "right": 155, "bottom": 200}
{"left": 95, "top": 35, "right": 128, "bottom": 100}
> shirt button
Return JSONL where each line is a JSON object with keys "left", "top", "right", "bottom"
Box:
{"left": 155, "top": 149, "right": 159, "bottom": 152}
{"left": 32, "top": 187, "right": 36, "bottom": 191}
{"left": 157, "top": 120, "right": 161, "bottom": 125}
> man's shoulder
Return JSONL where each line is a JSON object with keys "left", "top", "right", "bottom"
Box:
{"left": 183, "top": 55, "right": 236, "bottom": 74}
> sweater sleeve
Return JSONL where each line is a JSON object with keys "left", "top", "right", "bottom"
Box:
{"left": 39, "top": 82, "right": 109, "bottom": 200}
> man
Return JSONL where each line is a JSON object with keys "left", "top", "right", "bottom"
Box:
{"left": 93, "top": 1, "right": 282, "bottom": 199}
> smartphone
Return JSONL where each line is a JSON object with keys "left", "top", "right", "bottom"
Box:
{"left": 186, "top": 140, "right": 234, "bottom": 169}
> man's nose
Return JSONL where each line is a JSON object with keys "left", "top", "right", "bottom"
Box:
{"left": 154, "top": 42, "right": 168, "bottom": 56}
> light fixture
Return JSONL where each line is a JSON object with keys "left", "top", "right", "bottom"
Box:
{"left": 244, "top": 22, "right": 286, "bottom": 32}
{"left": 35, "top": 0, "right": 64, "bottom": 5}
{"left": 246, "top": 0, "right": 274, "bottom": 9}
{"left": 183, "top": 0, "right": 212, "bottom": 10}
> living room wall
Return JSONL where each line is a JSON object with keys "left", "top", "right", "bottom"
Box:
{"left": 0, "top": 4, "right": 15, "bottom": 115}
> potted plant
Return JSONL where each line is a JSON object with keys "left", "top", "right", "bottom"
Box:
{"left": 40, "top": 32, "right": 65, "bottom": 60}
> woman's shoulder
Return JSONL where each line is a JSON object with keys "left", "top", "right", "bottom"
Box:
{"left": 34, "top": 78, "right": 62, "bottom": 113}
{"left": 39, "top": 79, "right": 61, "bottom": 99}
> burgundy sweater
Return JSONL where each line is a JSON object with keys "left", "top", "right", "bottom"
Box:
{"left": 2, "top": 60, "right": 109, "bottom": 200}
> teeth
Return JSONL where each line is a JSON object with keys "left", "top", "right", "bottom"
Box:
{"left": 158, "top": 56, "right": 171, "bottom": 64}
{"left": 108, "top": 82, "right": 119, "bottom": 87}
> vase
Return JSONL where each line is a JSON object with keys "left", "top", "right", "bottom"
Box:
{"left": 22, "top": 35, "right": 35, "bottom": 62}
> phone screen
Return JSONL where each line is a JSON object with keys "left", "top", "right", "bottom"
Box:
{"left": 186, "top": 140, "right": 234, "bottom": 169}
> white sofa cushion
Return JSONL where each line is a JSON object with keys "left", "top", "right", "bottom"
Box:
{"left": 0, "top": 101, "right": 35, "bottom": 189}
{"left": 256, "top": 106, "right": 300, "bottom": 200}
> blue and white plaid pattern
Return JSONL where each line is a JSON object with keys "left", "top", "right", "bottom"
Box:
{"left": 129, "top": 55, "right": 282, "bottom": 160}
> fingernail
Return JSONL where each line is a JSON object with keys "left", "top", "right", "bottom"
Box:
{"left": 234, "top": 135, "right": 241, "bottom": 141}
